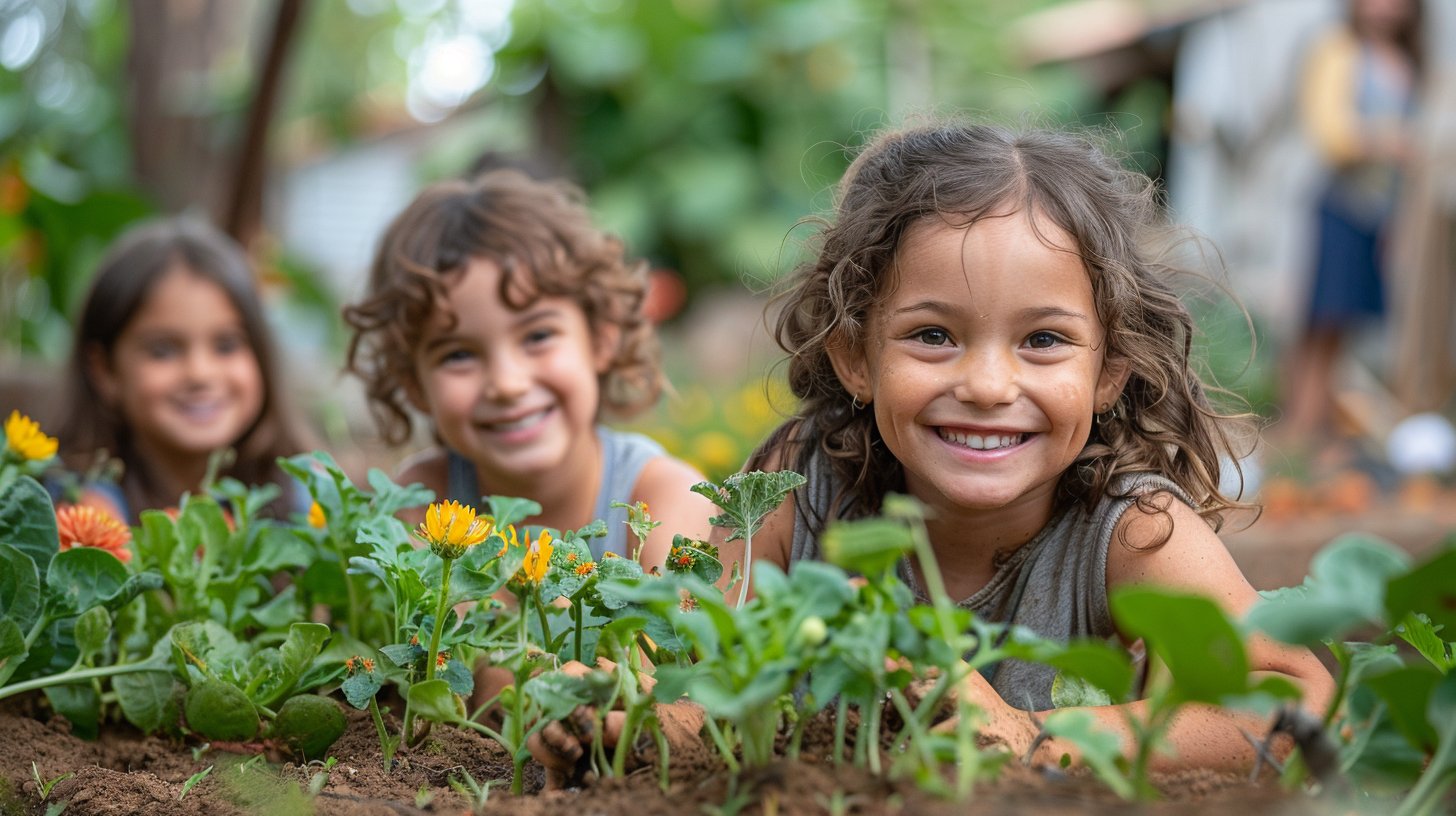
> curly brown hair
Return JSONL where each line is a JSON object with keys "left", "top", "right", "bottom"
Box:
{"left": 755, "top": 119, "right": 1256, "bottom": 539}
{"left": 344, "top": 169, "right": 662, "bottom": 445}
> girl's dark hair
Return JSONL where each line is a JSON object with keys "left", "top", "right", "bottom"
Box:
{"left": 1349, "top": 0, "right": 1426, "bottom": 80}
{"left": 756, "top": 120, "right": 1255, "bottom": 540}
{"left": 343, "top": 169, "right": 661, "bottom": 445}
{"left": 58, "top": 216, "right": 312, "bottom": 519}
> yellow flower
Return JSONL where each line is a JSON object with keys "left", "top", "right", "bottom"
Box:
{"left": 415, "top": 500, "right": 493, "bottom": 560}
{"left": 307, "top": 502, "right": 326, "bottom": 529}
{"left": 520, "top": 529, "right": 554, "bottom": 584}
{"left": 4, "top": 410, "right": 58, "bottom": 462}
{"left": 496, "top": 523, "right": 519, "bottom": 557}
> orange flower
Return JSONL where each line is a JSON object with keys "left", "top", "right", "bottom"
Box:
{"left": 308, "top": 502, "right": 326, "bottom": 529}
{"left": 55, "top": 504, "right": 133, "bottom": 563}
{"left": 436, "top": 651, "right": 450, "bottom": 669}
{"left": 362, "top": 657, "right": 376, "bottom": 672}
{"left": 574, "top": 562, "right": 597, "bottom": 577}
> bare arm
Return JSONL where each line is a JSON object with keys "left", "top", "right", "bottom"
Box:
{"left": 629, "top": 455, "right": 719, "bottom": 571}
{"left": 965, "top": 494, "right": 1334, "bottom": 772}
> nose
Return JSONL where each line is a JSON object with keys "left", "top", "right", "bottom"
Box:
{"left": 950, "top": 345, "right": 1020, "bottom": 408}
{"left": 182, "top": 346, "right": 215, "bottom": 384}
{"left": 483, "top": 348, "right": 531, "bottom": 402}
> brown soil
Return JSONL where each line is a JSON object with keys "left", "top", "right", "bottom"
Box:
{"left": 3, "top": 506, "right": 1446, "bottom": 816}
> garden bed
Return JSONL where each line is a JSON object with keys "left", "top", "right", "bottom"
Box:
{"left": 3, "top": 699, "right": 1307, "bottom": 816}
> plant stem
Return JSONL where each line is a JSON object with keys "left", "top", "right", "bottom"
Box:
{"left": 333, "top": 535, "right": 361, "bottom": 637}
{"left": 368, "top": 697, "right": 396, "bottom": 772}
{"left": 573, "top": 602, "right": 584, "bottom": 664}
{"left": 0, "top": 662, "right": 164, "bottom": 702}
{"left": 1392, "top": 737, "right": 1455, "bottom": 816}
{"left": 426, "top": 559, "right": 456, "bottom": 683}
{"left": 532, "top": 587, "right": 551, "bottom": 647}
{"left": 736, "top": 528, "right": 752, "bottom": 609}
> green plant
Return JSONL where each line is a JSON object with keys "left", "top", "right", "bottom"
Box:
{"left": 29, "top": 763, "right": 73, "bottom": 803}
{"left": 178, "top": 766, "right": 213, "bottom": 801}
{"left": 446, "top": 767, "right": 495, "bottom": 815}
{"left": 690, "top": 470, "right": 806, "bottom": 608}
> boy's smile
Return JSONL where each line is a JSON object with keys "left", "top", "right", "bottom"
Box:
{"left": 410, "top": 257, "right": 609, "bottom": 493}
{"left": 830, "top": 210, "right": 1127, "bottom": 529}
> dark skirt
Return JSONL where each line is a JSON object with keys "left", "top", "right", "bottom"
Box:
{"left": 1306, "top": 192, "right": 1386, "bottom": 329}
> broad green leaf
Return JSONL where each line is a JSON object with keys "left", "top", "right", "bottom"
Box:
{"left": 245, "top": 527, "right": 314, "bottom": 573}
{"left": 1385, "top": 547, "right": 1456, "bottom": 635}
{"left": 73, "top": 606, "right": 111, "bottom": 661}
{"left": 114, "top": 671, "right": 177, "bottom": 733}
{"left": 690, "top": 471, "right": 805, "bottom": 543}
{"left": 134, "top": 510, "right": 184, "bottom": 580}
{"left": 0, "top": 542, "right": 40, "bottom": 628}
{"left": 0, "top": 476, "right": 58, "bottom": 582}
{"left": 521, "top": 670, "right": 594, "bottom": 722}
{"left": 253, "top": 622, "right": 332, "bottom": 708}
{"left": 46, "top": 547, "right": 130, "bottom": 616}
{"left": 406, "top": 679, "right": 464, "bottom": 724}
{"left": 821, "top": 517, "right": 913, "bottom": 577}
{"left": 0, "top": 618, "right": 25, "bottom": 682}
{"left": 1246, "top": 534, "right": 1410, "bottom": 646}
{"left": 355, "top": 515, "right": 411, "bottom": 564}
{"left": 1043, "top": 709, "right": 1134, "bottom": 799}
{"left": 341, "top": 667, "right": 382, "bottom": 710}
{"left": 441, "top": 658, "right": 474, "bottom": 697}
{"left": 380, "top": 642, "right": 424, "bottom": 667}
{"left": 45, "top": 683, "right": 100, "bottom": 739}
{"left": 783, "top": 560, "right": 855, "bottom": 620}
{"left": 1396, "top": 613, "right": 1452, "bottom": 671}
{"left": 1052, "top": 672, "right": 1114, "bottom": 709}
{"left": 366, "top": 468, "right": 434, "bottom": 518}
{"left": 1007, "top": 639, "right": 1134, "bottom": 704}
{"left": 486, "top": 495, "right": 543, "bottom": 529}
{"left": 1362, "top": 665, "right": 1441, "bottom": 751}
{"left": 248, "top": 585, "right": 302, "bottom": 630}
{"left": 1110, "top": 587, "right": 1248, "bottom": 704}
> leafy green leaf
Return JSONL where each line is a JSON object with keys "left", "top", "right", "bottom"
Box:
{"left": 1384, "top": 547, "right": 1456, "bottom": 636}
{"left": 1051, "top": 672, "right": 1114, "bottom": 708}
{"left": 0, "top": 476, "right": 58, "bottom": 582}
{"left": 690, "top": 471, "right": 805, "bottom": 543}
{"left": 1043, "top": 709, "right": 1133, "bottom": 798}
{"left": 45, "top": 682, "right": 100, "bottom": 739}
{"left": 441, "top": 658, "right": 474, "bottom": 697}
{"left": 73, "top": 606, "right": 111, "bottom": 661}
{"left": 0, "top": 541, "right": 40, "bottom": 628}
{"left": 45, "top": 546, "right": 130, "bottom": 616}
{"left": 252, "top": 622, "right": 332, "bottom": 708}
{"left": 114, "top": 671, "right": 178, "bottom": 733}
{"left": 341, "top": 667, "right": 382, "bottom": 710}
{"left": 486, "top": 496, "right": 543, "bottom": 529}
{"left": 1245, "top": 534, "right": 1409, "bottom": 645}
{"left": 366, "top": 469, "right": 434, "bottom": 518}
{"left": 821, "top": 517, "right": 913, "bottom": 577}
{"left": 1362, "top": 665, "right": 1441, "bottom": 751}
{"left": 1396, "top": 613, "right": 1452, "bottom": 671}
{"left": 521, "top": 670, "right": 594, "bottom": 722}
{"left": 406, "top": 679, "right": 464, "bottom": 724}
{"left": 1111, "top": 587, "right": 1248, "bottom": 704}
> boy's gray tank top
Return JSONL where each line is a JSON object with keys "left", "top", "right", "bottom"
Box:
{"left": 446, "top": 426, "right": 666, "bottom": 560}
{"left": 787, "top": 447, "right": 1194, "bottom": 712}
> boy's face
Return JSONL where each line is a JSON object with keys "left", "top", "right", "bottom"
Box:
{"left": 408, "top": 257, "right": 611, "bottom": 492}
{"left": 91, "top": 267, "right": 265, "bottom": 470}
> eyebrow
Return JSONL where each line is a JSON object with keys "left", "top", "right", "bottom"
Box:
{"left": 887, "top": 302, "right": 1091, "bottom": 323}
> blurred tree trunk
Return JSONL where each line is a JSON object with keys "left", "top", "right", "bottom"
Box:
{"left": 125, "top": 0, "right": 302, "bottom": 246}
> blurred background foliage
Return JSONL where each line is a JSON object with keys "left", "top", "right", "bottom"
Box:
{"left": 1, "top": 0, "right": 1242, "bottom": 480}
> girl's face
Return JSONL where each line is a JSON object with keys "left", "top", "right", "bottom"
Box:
{"left": 92, "top": 267, "right": 265, "bottom": 465}
{"left": 831, "top": 212, "right": 1126, "bottom": 523}
{"left": 409, "top": 257, "right": 611, "bottom": 491}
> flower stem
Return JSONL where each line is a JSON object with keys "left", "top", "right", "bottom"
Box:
{"left": 425, "top": 559, "right": 455, "bottom": 683}
{"left": 368, "top": 697, "right": 396, "bottom": 772}
{"left": 532, "top": 587, "right": 552, "bottom": 647}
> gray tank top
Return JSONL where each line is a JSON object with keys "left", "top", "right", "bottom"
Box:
{"left": 446, "top": 426, "right": 666, "bottom": 560}
{"left": 787, "top": 446, "right": 1194, "bottom": 711}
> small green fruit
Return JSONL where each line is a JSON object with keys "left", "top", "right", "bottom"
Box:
{"left": 269, "top": 694, "right": 347, "bottom": 760}
{"left": 184, "top": 679, "right": 260, "bottom": 742}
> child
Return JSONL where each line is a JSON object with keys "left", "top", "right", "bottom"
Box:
{"left": 343, "top": 169, "right": 716, "bottom": 568}
{"left": 57, "top": 216, "right": 313, "bottom": 523}
{"left": 719, "top": 120, "right": 1335, "bottom": 772}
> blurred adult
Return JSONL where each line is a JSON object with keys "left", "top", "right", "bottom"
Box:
{"left": 1277, "top": 0, "right": 1424, "bottom": 448}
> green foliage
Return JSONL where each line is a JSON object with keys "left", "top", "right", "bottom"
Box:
{"left": 268, "top": 694, "right": 347, "bottom": 760}
{"left": 184, "top": 679, "right": 260, "bottom": 742}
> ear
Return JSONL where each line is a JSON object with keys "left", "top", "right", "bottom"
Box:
{"left": 593, "top": 322, "right": 622, "bottom": 374}
{"left": 1094, "top": 353, "right": 1132, "bottom": 412}
{"left": 86, "top": 344, "right": 119, "bottom": 405}
{"left": 826, "top": 334, "right": 872, "bottom": 408}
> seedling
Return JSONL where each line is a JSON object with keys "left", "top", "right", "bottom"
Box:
{"left": 178, "top": 766, "right": 213, "bottom": 801}
{"left": 446, "top": 767, "right": 495, "bottom": 815}
{"left": 691, "top": 470, "right": 806, "bottom": 608}
{"left": 30, "top": 762, "right": 73, "bottom": 802}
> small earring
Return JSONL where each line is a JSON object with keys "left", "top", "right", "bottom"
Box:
{"left": 851, "top": 394, "right": 865, "bottom": 411}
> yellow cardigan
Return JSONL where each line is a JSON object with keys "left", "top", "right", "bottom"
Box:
{"left": 1300, "top": 28, "right": 1365, "bottom": 167}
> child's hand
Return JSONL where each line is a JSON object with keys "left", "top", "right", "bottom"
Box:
{"left": 902, "top": 667, "right": 1040, "bottom": 760}
{"left": 526, "top": 659, "right": 707, "bottom": 789}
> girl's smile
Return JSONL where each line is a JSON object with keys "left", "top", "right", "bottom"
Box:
{"left": 831, "top": 210, "right": 1127, "bottom": 529}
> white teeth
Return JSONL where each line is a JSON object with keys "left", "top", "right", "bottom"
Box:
{"left": 939, "top": 429, "right": 1024, "bottom": 450}
{"left": 486, "top": 409, "right": 548, "bottom": 432}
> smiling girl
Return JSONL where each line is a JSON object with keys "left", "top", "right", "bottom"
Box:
{"left": 719, "top": 120, "right": 1334, "bottom": 772}
{"left": 343, "top": 170, "right": 715, "bottom": 567}
{"left": 58, "top": 217, "right": 313, "bottom": 522}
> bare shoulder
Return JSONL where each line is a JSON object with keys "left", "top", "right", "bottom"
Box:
{"left": 1106, "top": 488, "right": 1255, "bottom": 613}
{"left": 632, "top": 455, "right": 718, "bottom": 541}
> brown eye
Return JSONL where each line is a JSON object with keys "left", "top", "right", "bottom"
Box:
{"left": 1027, "top": 331, "right": 1061, "bottom": 350}
{"left": 915, "top": 328, "right": 950, "bottom": 346}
